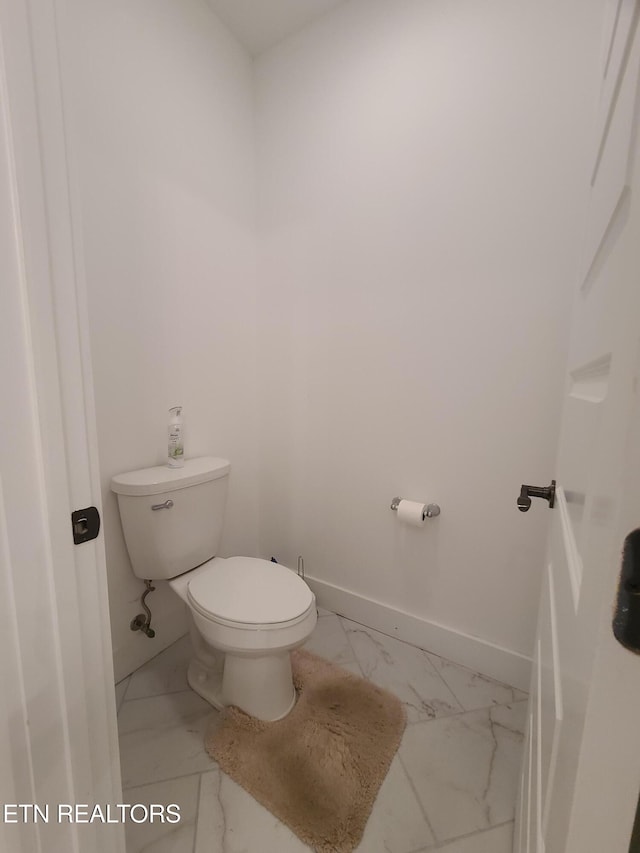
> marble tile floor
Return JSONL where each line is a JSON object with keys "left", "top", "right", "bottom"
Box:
{"left": 116, "top": 608, "right": 527, "bottom": 853}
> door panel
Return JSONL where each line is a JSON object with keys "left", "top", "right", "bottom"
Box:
{"left": 554, "top": 486, "right": 583, "bottom": 609}
{"left": 532, "top": 641, "right": 542, "bottom": 852}
{"left": 0, "top": 1, "right": 124, "bottom": 850}
{"left": 540, "top": 564, "right": 563, "bottom": 836}
{"left": 583, "top": 1, "right": 639, "bottom": 283}
{"left": 591, "top": 0, "right": 638, "bottom": 185}
{"left": 515, "top": 3, "right": 640, "bottom": 851}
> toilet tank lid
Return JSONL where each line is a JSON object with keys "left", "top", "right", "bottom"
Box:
{"left": 111, "top": 456, "right": 230, "bottom": 496}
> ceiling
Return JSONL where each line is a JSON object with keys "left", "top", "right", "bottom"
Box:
{"left": 205, "top": 0, "right": 348, "bottom": 56}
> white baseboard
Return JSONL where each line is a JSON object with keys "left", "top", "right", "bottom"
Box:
{"left": 306, "top": 575, "right": 532, "bottom": 692}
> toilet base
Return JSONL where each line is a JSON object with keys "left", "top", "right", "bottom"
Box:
{"left": 187, "top": 650, "right": 297, "bottom": 721}
{"left": 187, "top": 657, "right": 225, "bottom": 711}
{"left": 222, "top": 651, "right": 297, "bottom": 721}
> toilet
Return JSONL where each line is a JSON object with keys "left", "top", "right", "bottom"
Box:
{"left": 111, "top": 456, "right": 317, "bottom": 720}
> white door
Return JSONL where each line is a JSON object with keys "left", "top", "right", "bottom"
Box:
{"left": 0, "top": 1, "right": 124, "bottom": 851}
{"left": 515, "top": 3, "right": 640, "bottom": 852}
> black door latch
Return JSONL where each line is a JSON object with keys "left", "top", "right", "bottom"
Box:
{"left": 613, "top": 529, "right": 640, "bottom": 654}
{"left": 71, "top": 506, "right": 101, "bottom": 544}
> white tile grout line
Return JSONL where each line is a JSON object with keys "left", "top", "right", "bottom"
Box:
{"left": 191, "top": 773, "right": 203, "bottom": 853}
{"left": 432, "top": 820, "right": 515, "bottom": 850}
{"left": 417, "top": 653, "right": 469, "bottom": 714}
{"left": 339, "top": 614, "right": 367, "bottom": 675}
{"left": 118, "top": 686, "right": 205, "bottom": 712}
{"left": 402, "top": 698, "right": 529, "bottom": 731}
{"left": 402, "top": 820, "right": 516, "bottom": 853}
{"left": 121, "top": 768, "right": 211, "bottom": 795}
{"left": 307, "top": 611, "right": 357, "bottom": 666}
{"left": 116, "top": 676, "right": 130, "bottom": 714}
{"left": 425, "top": 649, "right": 528, "bottom": 697}
{"left": 396, "top": 751, "right": 439, "bottom": 847}
{"left": 119, "top": 683, "right": 197, "bottom": 707}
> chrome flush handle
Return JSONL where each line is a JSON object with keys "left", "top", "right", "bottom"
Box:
{"left": 151, "top": 499, "right": 174, "bottom": 511}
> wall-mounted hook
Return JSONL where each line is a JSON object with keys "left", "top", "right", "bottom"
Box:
{"left": 517, "top": 480, "right": 556, "bottom": 512}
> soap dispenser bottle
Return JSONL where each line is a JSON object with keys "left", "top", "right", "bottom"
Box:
{"left": 167, "top": 406, "right": 184, "bottom": 467}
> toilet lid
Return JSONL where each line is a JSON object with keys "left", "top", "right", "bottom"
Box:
{"left": 187, "top": 557, "right": 314, "bottom": 625}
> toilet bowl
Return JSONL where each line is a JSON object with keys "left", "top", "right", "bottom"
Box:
{"left": 111, "top": 457, "right": 317, "bottom": 721}
{"left": 170, "top": 556, "right": 317, "bottom": 719}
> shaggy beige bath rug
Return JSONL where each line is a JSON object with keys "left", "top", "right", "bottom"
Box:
{"left": 204, "top": 649, "right": 406, "bottom": 853}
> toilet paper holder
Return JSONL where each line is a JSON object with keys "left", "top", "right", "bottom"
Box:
{"left": 390, "top": 497, "right": 441, "bottom": 519}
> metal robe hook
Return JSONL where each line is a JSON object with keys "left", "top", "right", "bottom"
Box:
{"left": 517, "top": 480, "right": 556, "bottom": 512}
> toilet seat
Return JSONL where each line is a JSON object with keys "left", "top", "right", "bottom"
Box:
{"left": 187, "top": 556, "right": 314, "bottom": 627}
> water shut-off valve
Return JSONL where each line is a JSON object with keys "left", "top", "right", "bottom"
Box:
{"left": 130, "top": 579, "right": 156, "bottom": 638}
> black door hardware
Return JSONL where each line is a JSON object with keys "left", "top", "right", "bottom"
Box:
{"left": 613, "top": 529, "right": 640, "bottom": 654}
{"left": 71, "top": 506, "right": 101, "bottom": 544}
{"left": 517, "top": 480, "right": 556, "bottom": 512}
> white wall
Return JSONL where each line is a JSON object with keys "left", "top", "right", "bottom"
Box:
{"left": 56, "top": 0, "right": 601, "bottom": 683}
{"left": 57, "top": 0, "right": 258, "bottom": 680}
{"left": 255, "top": 0, "right": 600, "bottom": 661}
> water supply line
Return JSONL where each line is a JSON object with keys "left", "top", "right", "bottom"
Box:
{"left": 130, "top": 579, "right": 156, "bottom": 638}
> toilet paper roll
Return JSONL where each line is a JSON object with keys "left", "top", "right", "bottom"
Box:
{"left": 396, "top": 499, "right": 426, "bottom": 527}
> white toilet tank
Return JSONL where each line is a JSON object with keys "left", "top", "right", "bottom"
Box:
{"left": 111, "top": 457, "right": 230, "bottom": 580}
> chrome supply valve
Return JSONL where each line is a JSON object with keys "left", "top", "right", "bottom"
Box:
{"left": 130, "top": 579, "right": 156, "bottom": 638}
